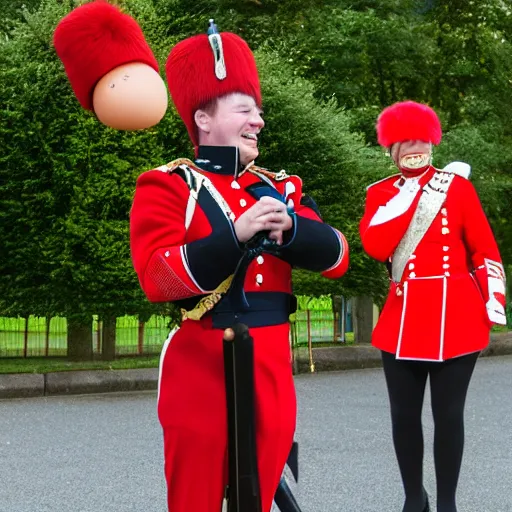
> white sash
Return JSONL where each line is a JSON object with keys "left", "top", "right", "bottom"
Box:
{"left": 392, "top": 170, "right": 455, "bottom": 282}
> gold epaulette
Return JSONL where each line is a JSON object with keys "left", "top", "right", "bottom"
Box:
{"left": 247, "top": 165, "right": 290, "bottom": 182}
{"left": 180, "top": 275, "right": 233, "bottom": 322}
{"left": 154, "top": 158, "right": 197, "bottom": 173}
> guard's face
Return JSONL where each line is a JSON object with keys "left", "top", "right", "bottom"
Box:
{"left": 391, "top": 140, "right": 432, "bottom": 170}
{"left": 199, "top": 93, "right": 264, "bottom": 166}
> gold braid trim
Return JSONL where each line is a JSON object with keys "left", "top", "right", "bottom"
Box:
{"left": 181, "top": 275, "right": 233, "bottom": 321}
{"left": 247, "top": 165, "right": 290, "bottom": 182}
{"left": 158, "top": 158, "right": 197, "bottom": 172}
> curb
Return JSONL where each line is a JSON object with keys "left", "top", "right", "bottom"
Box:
{"left": 295, "top": 332, "right": 512, "bottom": 373}
{"left": 0, "top": 333, "right": 510, "bottom": 399}
{"left": 0, "top": 373, "right": 45, "bottom": 399}
{"left": 0, "top": 369, "right": 158, "bottom": 400}
{"left": 294, "top": 344, "right": 382, "bottom": 373}
{"left": 45, "top": 368, "right": 158, "bottom": 396}
{"left": 480, "top": 332, "right": 512, "bottom": 357}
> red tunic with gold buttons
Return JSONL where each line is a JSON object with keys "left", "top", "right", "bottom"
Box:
{"left": 130, "top": 146, "right": 348, "bottom": 512}
{"left": 360, "top": 165, "right": 506, "bottom": 362}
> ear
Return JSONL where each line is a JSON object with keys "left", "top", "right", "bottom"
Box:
{"left": 194, "top": 109, "right": 211, "bottom": 136}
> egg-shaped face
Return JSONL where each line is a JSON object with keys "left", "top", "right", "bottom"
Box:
{"left": 92, "top": 62, "right": 168, "bottom": 130}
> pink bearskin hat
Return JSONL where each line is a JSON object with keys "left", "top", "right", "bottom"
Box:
{"left": 53, "top": 0, "right": 159, "bottom": 111}
{"left": 166, "top": 22, "right": 261, "bottom": 147}
{"left": 376, "top": 101, "right": 442, "bottom": 148}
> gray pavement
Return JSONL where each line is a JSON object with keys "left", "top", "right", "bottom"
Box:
{"left": 0, "top": 356, "right": 511, "bottom": 512}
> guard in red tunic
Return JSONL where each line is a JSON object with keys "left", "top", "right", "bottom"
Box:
{"left": 130, "top": 21, "right": 349, "bottom": 512}
{"left": 360, "top": 101, "right": 506, "bottom": 512}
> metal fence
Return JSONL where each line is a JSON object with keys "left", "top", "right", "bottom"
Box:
{"left": 292, "top": 309, "right": 347, "bottom": 346}
{"left": 0, "top": 315, "right": 172, "bottom": 358}
{"left": 0, "top": 310, "right": 350, "bottom": 358}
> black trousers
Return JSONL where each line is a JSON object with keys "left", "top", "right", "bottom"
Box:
{"left": 381, "top": 350, "right": 480, "bottom": 512}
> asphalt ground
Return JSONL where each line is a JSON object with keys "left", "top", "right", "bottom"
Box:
{"left": 0, "top": 355, "right": 510, "bottom": 512}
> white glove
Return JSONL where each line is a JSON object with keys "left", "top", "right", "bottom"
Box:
{"left": 486, "top": 296, "right": 507, "bottom": 325}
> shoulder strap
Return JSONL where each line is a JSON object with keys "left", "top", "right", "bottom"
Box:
{"left": 156, "top": 158, "right": 234, "bottom": 221}
{"left": 443, "top": 161, "right": 471, "bottom": 179}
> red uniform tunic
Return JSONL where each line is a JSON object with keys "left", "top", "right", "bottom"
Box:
{"left": 360, "top": 165, "right": 506, "bottom": 362}
{"left": 130, "top": 148, "right": 348, "bottom": 512}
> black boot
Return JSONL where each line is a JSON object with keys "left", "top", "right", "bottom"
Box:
{"left": 402, "top": 488, "right": 430, "bottom": 512}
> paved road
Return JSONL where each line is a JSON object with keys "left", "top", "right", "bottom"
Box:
{"left": 1, "top": 356, "right": 511, "bottom": 512}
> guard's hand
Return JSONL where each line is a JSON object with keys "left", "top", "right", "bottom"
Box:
{"left": 234, "top": 196, "right": 293, "bottom": 244}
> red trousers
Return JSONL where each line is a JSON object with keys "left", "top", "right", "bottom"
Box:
{"left": 157, "top": 317, "right": 297, "bottom": 512}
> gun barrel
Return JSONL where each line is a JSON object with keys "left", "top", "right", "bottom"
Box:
{"left": 223, "top": 323, "right": 262, "bottom": 512}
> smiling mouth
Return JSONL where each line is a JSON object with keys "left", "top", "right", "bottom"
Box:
{"left": 400, "top": 153, "right": 430, "bottom": 169}
{"left": 242, "top": 133, "right": 258, "bottom": 142}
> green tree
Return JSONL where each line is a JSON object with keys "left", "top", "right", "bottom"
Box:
{"left": 0, "top": 0, "right": 43, "bottom": 35}
{"left": 1, "top": 0, "right": 391, "bottom": 359}
{"left": 2, "top": 0, "right": 509, "bottom": 346}
{"left": 0, "top": 0, "right": 182, "bottom": 358}
{"left": 254, "top": 49, "right": 390, "bottom": 301}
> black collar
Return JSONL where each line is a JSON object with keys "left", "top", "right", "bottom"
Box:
{"left": 195, "top": 146, "right": 242, "bottom": 177}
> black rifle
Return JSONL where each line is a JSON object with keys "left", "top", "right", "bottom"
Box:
{"left": 220, "top": 235, "right": 303, "bottom": 512}
{"left": 223, "top": 323, "right": 261, "bottom": 512}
